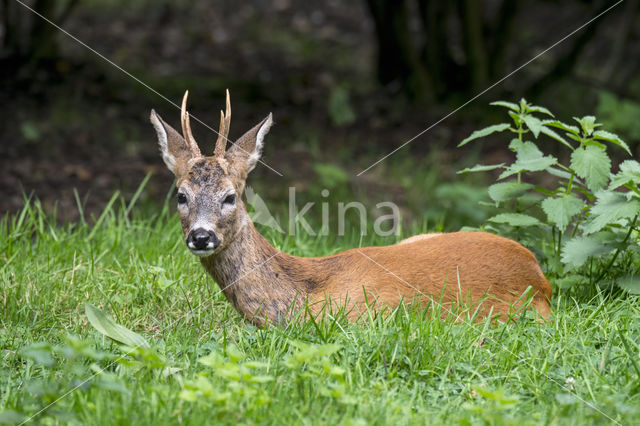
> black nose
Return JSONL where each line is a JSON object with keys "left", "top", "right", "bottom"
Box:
{"left": 187, "top": 228, "right": 220, "bottom": 251}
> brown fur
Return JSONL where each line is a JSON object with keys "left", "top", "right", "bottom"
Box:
{"left": 150, "top": 92, "right": 553, "bottom": 327}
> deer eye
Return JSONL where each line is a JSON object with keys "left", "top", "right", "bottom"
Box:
{"left": 222, "top": 193, "right": 236, "bottom": 206}
{"left": 177, "top": 193, "right": 187, "bottom": 205}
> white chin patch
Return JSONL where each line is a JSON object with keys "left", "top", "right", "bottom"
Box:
{"left": 190, "top": 248, "right": 216, "bottom": 257}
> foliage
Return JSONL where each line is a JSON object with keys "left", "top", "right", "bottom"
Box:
{"left": 596, "top": 91, "right": 640, "bottom": 141}
{"left": 2, "top": 198, "right": 640, "bottom": 423}
{"left": 460, "top": 98, "right": 640, "bottom": 293}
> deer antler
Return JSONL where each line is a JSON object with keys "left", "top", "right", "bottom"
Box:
{"left": 214, "top": 89, "right": 231, "bottom": 156}
{"left": 181, "top": 90, "right": 202, "bottom": 157}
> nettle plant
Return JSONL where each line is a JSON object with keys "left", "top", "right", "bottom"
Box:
{"left": 459, "top": 99, "right": 640, "bottom": 294}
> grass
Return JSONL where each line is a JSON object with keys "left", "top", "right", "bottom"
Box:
{"left": 1, "top": 196, "right": 640, "bottom": 425}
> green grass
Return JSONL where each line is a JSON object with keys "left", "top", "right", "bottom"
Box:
{"left": 1, "top": 197, "right": 639, "bottom": 425}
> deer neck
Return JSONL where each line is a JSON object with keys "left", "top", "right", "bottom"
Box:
{"left": 200, "top": 212, "right": 307, "bottom": 325}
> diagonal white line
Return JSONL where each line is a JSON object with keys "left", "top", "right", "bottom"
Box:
{"left": 18, "top": 251, "right": 281, "bottom": 425}
{"left": 356, "top": 250, "right": 621, "bottom": 425}
{"left": 13, "top": 0, "right": 283, "bottom": 177}
{"left": 357, "top": 0, "right": 624, "bottom": 176}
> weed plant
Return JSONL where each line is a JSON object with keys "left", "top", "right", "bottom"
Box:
{"left": 1, "top": 193, "right": 639, "bottom": 424}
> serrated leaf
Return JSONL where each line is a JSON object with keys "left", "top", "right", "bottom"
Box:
{"left": 510, "top": 140, "right": 557, "bottom": 167}
{"left": 528, "top": 105, "right": 554, "bottom": 117}
{"left": 487, "top": 182, "right": 534, "bottom": 203}
{"left": 609, "top": 160, "right": 640, "bottom": 190}
{"left": 499, "top": 140, "right": 556, "bottom": 178}
{"left": 85, "top": 303, "right": 150, "bottom": 348}
{"left": 499, "top": 158, "right": 557, "bottom": 179}
{"left": 488, "top": 213, "right": 540, "bottom": 227}
{"left": 583, "top": 191, "right": 640, "bottom": 234}
{"left": 593, "top": 130, "right": 631, "bottom": 155}
{"left": 573, "top": 116, "right": 599, "bottom": 136}
{"left": 459, "top": 123, "right": 511, "bottom": 147}
{"left": 561, "top": 235, "right": 613, "bottom": 268}
{"left": 490, "top": 101, "right": 519, "bottom": 111}
{"left": 570, "top": 146, "right": 611, "bottom": 192}
{"left": 539, "top": 125, "right": 574, "bottom": 150}
{"left": 616, "top": 276, "right": 640, "bottom": 295}
{"left": 522, "top": 115, "right": 542, "bottom": 138}
{"left": 542, "top": 120, "right": 579, "bottom": 135}
{"left": 457, "top": 163, "right": 505, "bottom": 174}
{"left": 541, "top": 194, "right": 585, "bottom": 232}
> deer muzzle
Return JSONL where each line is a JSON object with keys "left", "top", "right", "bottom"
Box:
{"left": 186, "top": 228, "right": 220, "bottom": 257}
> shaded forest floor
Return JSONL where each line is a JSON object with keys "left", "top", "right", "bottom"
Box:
{"left": 1, "top": 0, "right": 638, "bottom": 225}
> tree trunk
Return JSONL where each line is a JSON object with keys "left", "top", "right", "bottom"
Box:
{"left": 366, "top": 0, "right": 433, "bottom": 101}
{"left": 458, "top": 0, "right": 489, "bottom": 91}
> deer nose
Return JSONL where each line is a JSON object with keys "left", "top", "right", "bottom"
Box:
{"left": 187, "top": 228, "right": 220, "bottom": 251}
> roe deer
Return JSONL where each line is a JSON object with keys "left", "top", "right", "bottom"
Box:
{"left": 150, "top": 91, "right": 552, "bottom": 327}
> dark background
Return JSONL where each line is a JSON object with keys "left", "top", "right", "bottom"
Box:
{"left": 2, "top": 0, "right": 639, "bottom": 225}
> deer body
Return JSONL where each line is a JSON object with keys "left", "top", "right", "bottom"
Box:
{"left": 150, "top": 91, "right": 552, "bottom": 327}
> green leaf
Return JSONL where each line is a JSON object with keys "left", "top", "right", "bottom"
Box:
{"left": 488, "top": 213, "right": 540, "bottom": 227}
{"left": 499, "top": 140, "right": 557, "bottom": 178}
{"left": 457, "top": 163, "right": 505, "bottom": 174}
{"left": 609, "top": 160, "right": 640, "bottom": 190}
{"left": 573, "top": 116, "right": 600, "bottom": 136}
{"left": 314, "top": 164, "right": 348, "bottom": 188}
{"left": 19, "top": 343, "right": 55, "bottom": 366}
{"left": 540, "top": 194, "right": 585, "bottom": 232}
{"left": 617, "top": 276, "right": 640, "bottom": 295}
{"left": 593, "top": 130, "right": 631, "bottom": 155}
{"left": 0, "top": 410, "right": 27, "bottom": 424}
{"left": 570, "top": 146, "right": 611, "bottom": 192}
{"left": 561, "top": 235, "right": 613, "bottom": 268}
{"left": 95, "top": 378, "right": 131, "bottom": 394}
{"left": 528, "top": 105, "right": 554, "bottom": 117}
{"left": 508, "top": 111, "right": 522, "bottom": 126}
{"left": 555, "top": 393, "right": 578, "bottom": 405}
{"left": 198, "top": 351, "right": 224, "bottom": 368}
{"left": 487, "top": 181, "right": 534, "bottom": 203}
{"left": 20, "top": 121, "right": 40, "bottom": 141}
{"left": 327, "top": 86, "right": 356, "bottom": 126}
{"left": 546, "top": 167, "right": 585, "bottom": 189}
{"left": 546, "top": 167, "right": 574, "bottom": 181}
{"left": 539, "top": 125, "right": 574, "bottom": 150}
{"left": 179, "top": 389, "right": 198, "bottom": 402}
{"left": 459, "top": 123, "right": 511, "bottom": 147}
{"left": 583, "top": 191, "right": 640, "bottom": 234}
{"left": 567, "top": 133, "right": 583, "bottom": 144}
{"left": 555, "top": 275, "right": 587, "bottom": 290}
{"left": 542, "top": 120, "right": 579, "bottom": 135}
{"left": 522, "top": 115, "right": 543, "bottom": 138}
{"left": 582, "top": 139, "right": 607, "bottom": 150}
{"left": 490, "top": 101, "right": 519, "bottom": 111}
{"left": 226, "top": 344, "right": 245, "bottom": 362}
{"left": 85, "top": 303, "right": 150, "bottom": 348}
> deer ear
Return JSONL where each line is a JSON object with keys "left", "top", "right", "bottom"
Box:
{"left": 150, "top": 109, "right": 193, "bottom": 177}
{"left": 225, "top": 113, "right": 272, "bottom": 179}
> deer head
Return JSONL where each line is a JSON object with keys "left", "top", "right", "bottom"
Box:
{"left": 150, "top": 90, "right": 272, "bottom": 257}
